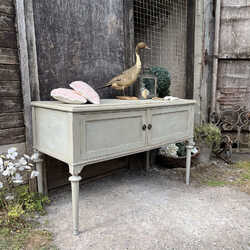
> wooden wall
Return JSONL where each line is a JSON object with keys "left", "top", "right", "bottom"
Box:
{"left": 0, "top": 0, "right": 25, "bottom": 146}
{"left": 32, "top": 0, "right": 131, "bottom": 100}
{"left": 216, "top": 0, "right": 250, "bottom": 111}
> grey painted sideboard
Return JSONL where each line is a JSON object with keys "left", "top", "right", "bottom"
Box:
{"left": 31, "top": 99, "right": 196, "bottom": 235}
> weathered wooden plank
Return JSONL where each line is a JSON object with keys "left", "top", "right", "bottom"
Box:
{"left": 0, "top": 31, "right": 17, "bottom": 48}
{"left": 220, "top": 2, "right": 250, "bottom": 58}
{"left": 0, "top": 97, "right": 23, "bottom": 112}
{"left": 0, "top": 0, "right": 14, "bottom": 15}
{"left": 0, "top": 81, "right": 21, "bottom": 96}
{"left": 0, "top": 112, "right": 24, "bottom": 129}
{"left": 0, "top": 127, "right": 25, "bottom": 146}
{"left": 0, "top": 13, "right": 14, "bottom": 31}
{"left": 0, "top": 48, "right": 18, "bottom": 64}
{"left": 186, "top": 0, "right": 195, "bottom": 99}
{"left": 33, "top": 0, "right": 125, "bottom": 100}
{"left": 0, "top": 64, "right": 20, "bottom": 80}
{"left": 15, "top": 0, "right": 32, "bottom": 153}
{"left": 24, "top": 0, "right": 40, "bottom": 101}
{"left": 217, "top": 60, "right": 250, "bottom": 110}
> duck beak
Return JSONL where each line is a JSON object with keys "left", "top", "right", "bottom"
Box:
{"left": 145, "top": 46, "right": 151, "bottom": 49}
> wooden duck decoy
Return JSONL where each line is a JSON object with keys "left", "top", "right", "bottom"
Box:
{"left": 98, "top": 42, "right": 150, "bottom": 96}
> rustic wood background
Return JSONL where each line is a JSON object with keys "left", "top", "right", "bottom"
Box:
{"left": 32, "top": 0, "right": 133, "bottom": 100}
{"left": 0, "top": 0, "right": 25, "bottom": 146}
{"left": 216, "top": 0, "right": 250, "bottom": 111}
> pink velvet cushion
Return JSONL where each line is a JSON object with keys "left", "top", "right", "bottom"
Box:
{"left": 70, "top": 81, "right": 100, "bottom": 104}
{"left": 51, "top": 88, "right": 87, "bottom": 104}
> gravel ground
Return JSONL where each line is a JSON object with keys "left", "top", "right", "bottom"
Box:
{"left": 40, "top": 168, "right": 250, "bottom": 250}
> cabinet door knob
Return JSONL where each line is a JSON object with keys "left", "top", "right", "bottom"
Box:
{"left": 142, "top": 124, "right": 147, "bottom": 130}
{"left": 148, "top": 124, "right": 152, "bottom": 130}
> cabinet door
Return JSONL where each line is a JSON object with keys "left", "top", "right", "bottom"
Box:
{"left": 148, "top": 105, "right": 194, "bottom": 146}
{"left": 74, "top": 110, "right": 147, "bottom": 162}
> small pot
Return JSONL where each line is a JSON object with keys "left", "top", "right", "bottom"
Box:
{"left": 198, "top": 143, "right": 212, "bottom": 164}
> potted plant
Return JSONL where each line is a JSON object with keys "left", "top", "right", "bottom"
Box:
{"left": 194, "top": 123, "right": 221, "bottom": 164}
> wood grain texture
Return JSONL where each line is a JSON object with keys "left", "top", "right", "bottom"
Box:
{"left": 0, "top": 31, "right": 16, "bottom": 48}
{"left": 0, "top": 64, "right": 20, "bottom": 80}
{"left": 0, "top": 0, "right": 14, "bottom": 15}
{"left": 32, "top": 0, "right": 125, "bottom": 100}
{"left": 0, "top": 80, "right": 21, "bottom": 96}
{"left": 220, "top": 0, "right": 250, "bottom": 58}
{"left": 0, "top": 13, "right": 14, "bottom": 31}
{"left": 15, "top": 0, "right": 33, "bottom": 153}
{"left": 186, "top": 0, "right": 195, "bottom": 99}
{"left": 0, "top": 112, "right": 24, "bottom": 129}
{"left": 24, "top": 0, "right": 40, "bottom": 101}
{"left": 0, "top": 127, "right": 25, "bottom": 145}
{"left": 217, "top": 60, "right": 250, "bottom": 110}
{"left": 0, "top": 48, "right": 18, "bottom": 64}
{"left": 0, "top": 97, "right": 23, "bottom": 112}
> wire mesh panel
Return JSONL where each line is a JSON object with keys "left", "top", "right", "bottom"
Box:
{"left": 134, "top": 0, "right": 187, "bottom": 98}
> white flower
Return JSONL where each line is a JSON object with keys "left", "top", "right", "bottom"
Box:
{"left": 30, "top": 170, "right": 39, "bottom": 179}
{"left": 160, "top": 144, "right": 179, "bottom": 157}
{"left": 8, "top": 147, "right": 17, "bottom": 154}
{"left": 24, "top": 165, "right": 31, "bottom": 170}
{"left": 6, "top": 147, "right": 18, "bottom": 160}
{"left": 19, "top": 157, "right": 27, "bottom": 166}
{"left": 19, "top": 166, "right": 25, "bottom": 171}
{"left": 23, "top": 154, "right": 30, "bottom": 160}
{"left": 7, "top": 162, "right": 16, "bottom": 176}
{"left": 0, "top": 158, "right": 3, "bottom": 166}
{"left": 12, "top": 173, "right": 23, "bottom": 184}
{"left": 0, "top": 182, "right": 3, "bottom": 189}
{"left": 3, "top": 168, "right": 11, "bottom": 176}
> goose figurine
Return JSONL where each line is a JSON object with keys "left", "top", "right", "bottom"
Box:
{"left": 98, "top": 42, "right": 150, "bottom": 96}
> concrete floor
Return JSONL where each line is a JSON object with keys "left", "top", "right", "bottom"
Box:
{"left": 40, "top": 169, "right": 250, "bottom": 250}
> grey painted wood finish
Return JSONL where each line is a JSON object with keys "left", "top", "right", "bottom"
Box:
{"left": 32, "top": 99, "right": 195, "bottom": 235}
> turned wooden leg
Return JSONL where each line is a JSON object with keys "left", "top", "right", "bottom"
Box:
{"left": 33, "top": 150, "right": 47, "bottom": 194}
{"left": 186, "top": 139, "right": 194, "bottom": 185}
{"left": 68, "top": 164, "right": 84, "bottom": 236}
{"left": 69, "top": 175, "right": 82, "bottom": 235}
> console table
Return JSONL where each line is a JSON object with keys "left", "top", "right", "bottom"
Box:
{"left": 31, "top": 99, "right": 195, "bottom": 235}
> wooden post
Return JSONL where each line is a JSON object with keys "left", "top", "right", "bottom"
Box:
{"left": 211, "top": 0, "right": 221, "bottom": 113}
{"left": 24, "top": 0, "right": 40, "bottom": 101}
{"left": 14, "top": 0, "right": 33, "bottom": 154}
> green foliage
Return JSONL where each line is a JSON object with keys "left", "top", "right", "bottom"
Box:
{"left": 194, "top": 123, "right": 221, "bottom": 149}
{"left": 0, "top": 185, "right": 50, "bottom": 226}
{"left": 176, "top": 142, "right": 186, "bottom": 157}
{"left": 144, "top": 67, "right": 171, "bottom": 97}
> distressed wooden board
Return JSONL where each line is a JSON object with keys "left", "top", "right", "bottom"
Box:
{"left": 0, "top": 97, "right": 23, "bottom": 112}
{"left": 0, "top": 112, "right": 24, "bottom": 129}
{"left": 0, "top": 64, "right": 20, "bottom": 80}
{"left": 217, "top": 60, "right": 250, "bottom": 109}
{"left": 0, "top": 127, "right": 25, "bottom": 145}
{"left": 0, "top": 48, "right": 18, "bottom": 64}
{"left": 32, "top": 0, "right": 126, "bottom": 100}
{"left": 0, "top": 81, "right": 21, "bottom": 96}
{"left": 0, "top": 0, "right": 14, "bottom": 15}
{"left": 0, "top": 13, "right": 14, "bottom": 31}
{"left": 220, "top": 1, "right": 250, "bottom": 58}
{"left": 0, "top": 31, "right": 16, "bottom": 48}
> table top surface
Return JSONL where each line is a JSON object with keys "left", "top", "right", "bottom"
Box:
{"left": 31, "top": 99, "right": 196, "bottom": 112}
